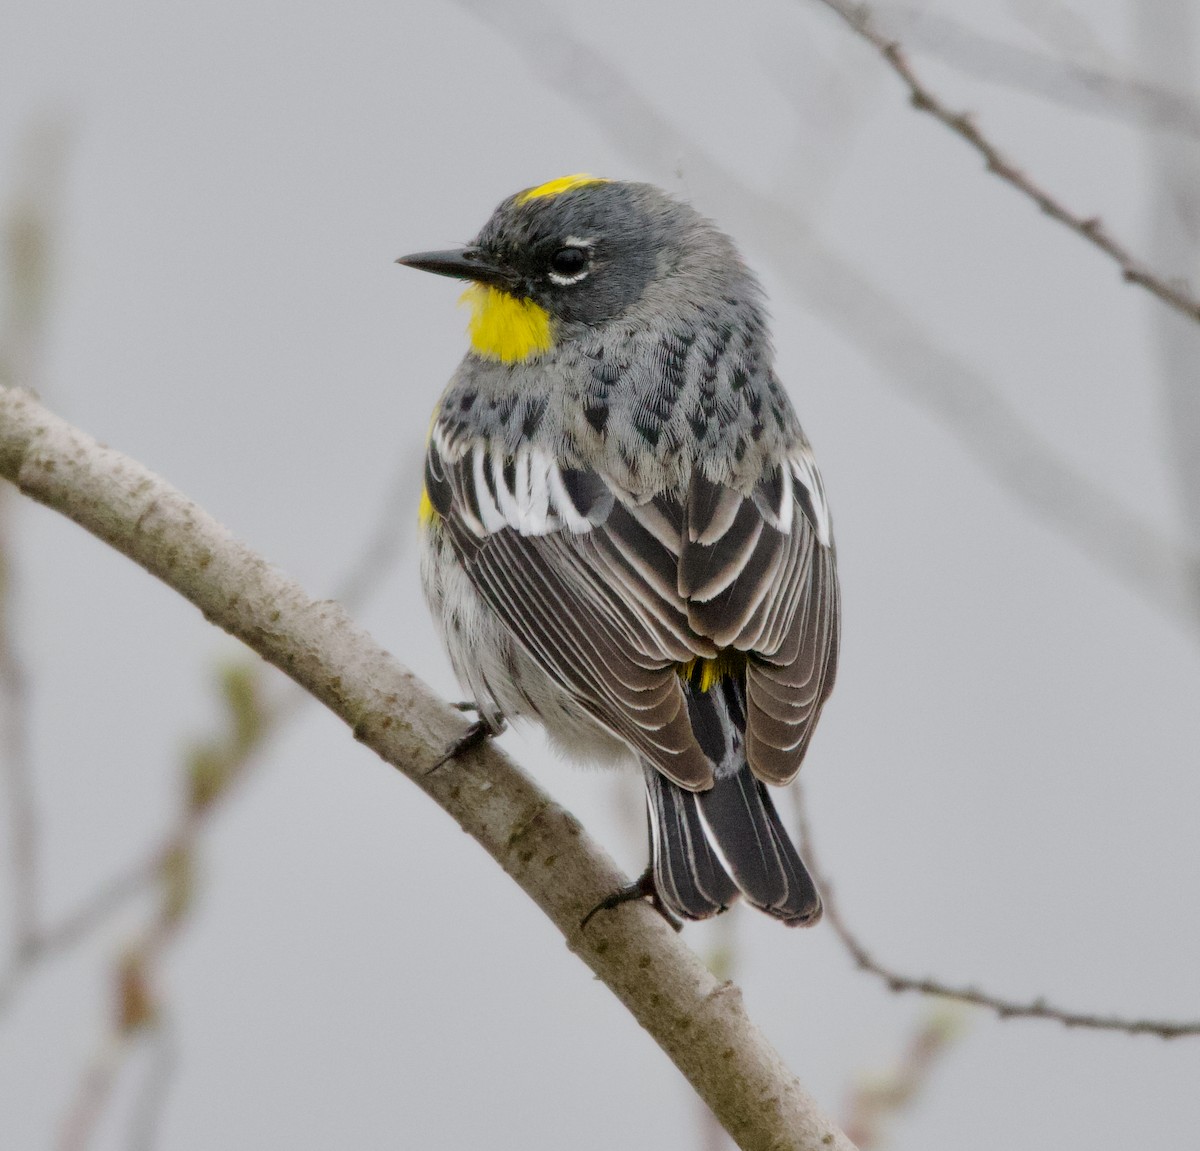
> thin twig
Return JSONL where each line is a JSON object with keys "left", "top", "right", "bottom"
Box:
{"left": 871, "top": 6, "right": 1200, "bottom": 140}
{"left": 793, "top": 786, "right": 1200, "bottom": 1040}
{"left": 810, "top": 0, "right": 1200, "bottom": 326}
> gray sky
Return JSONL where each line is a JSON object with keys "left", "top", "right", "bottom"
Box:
{"left": 2, "top": 1, "right": 1199, "bottom": 1148}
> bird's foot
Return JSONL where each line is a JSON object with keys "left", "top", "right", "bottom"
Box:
{"left": 425, "top": 714, "right": 506, "bottom": 775}
{"left": 580, "top": 866, "right": 682, "bottom": 933}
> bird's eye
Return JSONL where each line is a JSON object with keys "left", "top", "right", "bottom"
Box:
{"left": 549, "top": 246, "right": 588, "bottom": 278}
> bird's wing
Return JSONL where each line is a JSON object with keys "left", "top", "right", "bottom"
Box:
{"left": 424, "top": 428, "right": 838, "bottom": 790}
{"left": 424, "top": 429, "right": 713, "bottom": 789}
{"left": 678, "top": 448, "right": 839, "bottom": 784}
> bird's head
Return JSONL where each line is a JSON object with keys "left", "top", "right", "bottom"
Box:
{"left": 398, "top": 175, "right": 745, "bottom": 363}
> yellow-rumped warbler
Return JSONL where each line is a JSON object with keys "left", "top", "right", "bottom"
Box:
{"left": 398, "top": 175, "right": 839, "bottom": 926}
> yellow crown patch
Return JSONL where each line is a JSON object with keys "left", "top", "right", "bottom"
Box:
{"left": 516, "top": 173, "right": 609, "bottom": 205}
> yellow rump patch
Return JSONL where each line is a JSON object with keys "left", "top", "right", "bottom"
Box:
{"left": 680, "top": 650, "right": 748, "bottom": 694}
{"left": 460, "top": 284, "right": 553, "bottom": 363}
{"left": 516, "top": 173, "right": 609, "bottom": 205}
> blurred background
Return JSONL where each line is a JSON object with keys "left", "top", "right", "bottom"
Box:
{"left": 2, "top": 1, "right": 1199, "bottom": 1147}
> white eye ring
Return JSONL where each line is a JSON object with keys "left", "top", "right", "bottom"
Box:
{"left": 547, "top": 236, "right": 594, "bottom": 286}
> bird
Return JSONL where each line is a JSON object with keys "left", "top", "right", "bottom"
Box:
{"left": 397, "top": 175, "right": 839, "bottom": 927}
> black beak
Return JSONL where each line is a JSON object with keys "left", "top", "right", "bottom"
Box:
{"left": 395, "top": 246, "right": 515, "bottom": 289}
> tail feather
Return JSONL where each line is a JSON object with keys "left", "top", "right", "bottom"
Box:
{"left": 758, "top": 777, "right": 822, "bottom": 918}
{"left": 701, "top": 769, "right": 821, "bottom": 924}
{"left": 642, "top": 672, "right": 822, "bottom": 926}
{"left": 644, "top": 768, "right": 739, "bottom": 919}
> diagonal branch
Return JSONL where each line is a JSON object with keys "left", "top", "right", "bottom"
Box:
{"left": 794, "top": 788, "right": 1200, "bottom": 1040}
{"left": 871, "top": 5, "right": 1200, "bottom": 140}
{"left": 0, "top": 384, "right": 854, "bottom": 1151}
{"left": 810, "top": 0, "right": 1200, "bottom": 327}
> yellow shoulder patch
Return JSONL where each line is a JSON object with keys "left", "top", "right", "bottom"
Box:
{"left": 418, "top": 485, "right": 439, "bottom": 527}
{"left": 516, "top": 173, "right": 609, "bottom": 205}
{"left": 460, "top": 284, "right": 553, "bottom": 363}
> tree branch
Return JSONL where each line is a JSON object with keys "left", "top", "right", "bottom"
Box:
{"left": 0, "top": 384, "right": 854, "bottom": 1151}
{"left": 794, "top": 788, "right": 1200, "bottom": 1040}
{"left": 871, "top": 5, "right": 1200, "bottom": 140}
{"left": 810, "top": 0, "right": 1200, "bottom": 327}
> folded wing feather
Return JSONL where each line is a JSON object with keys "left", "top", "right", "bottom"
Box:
{"left": 425, "top": 426, "right": 838, "bottom": 790}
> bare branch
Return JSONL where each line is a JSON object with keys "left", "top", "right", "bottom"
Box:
{"left": 793, "top": 787, "right": 1200, "bottom": 1040}
{"left": 0, "top": 384, "right": 854, "bottom": 1151}
{"left": 871, "top": 6, "right": 1200, "bottom": 140}
{"left": 809, "top": 0, "right": 1200, "bottom": 326}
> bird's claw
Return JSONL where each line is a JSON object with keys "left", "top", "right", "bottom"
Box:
{"left": 580, "top": 866, "right": 683, "bottom": 932}
{"left": 425, "top": 715, "right": 506, "bottom": 775}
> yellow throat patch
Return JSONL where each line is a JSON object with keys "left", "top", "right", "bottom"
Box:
{"left": 457, "top": 176, "right": 608, "bottom": 362}
{"left": 460, "top": 284, "right": 553, "bottom": 363}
